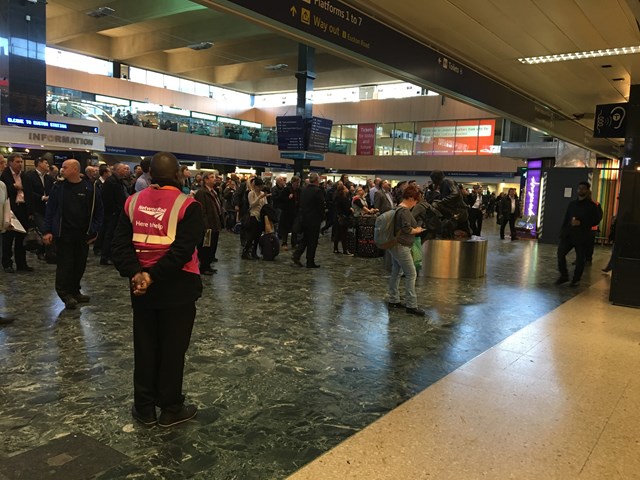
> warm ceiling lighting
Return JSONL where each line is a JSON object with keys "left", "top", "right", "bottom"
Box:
{"left": 518, "top": 45, "right": 640, "bottom": 64}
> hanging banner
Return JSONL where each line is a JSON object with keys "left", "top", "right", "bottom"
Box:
{"left": 357, "top": 123, "right": 376, "bottom": 155}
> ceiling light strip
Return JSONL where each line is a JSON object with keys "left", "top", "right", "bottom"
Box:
{"left": 518, "top": 45, "right": 640, "bottom": 64}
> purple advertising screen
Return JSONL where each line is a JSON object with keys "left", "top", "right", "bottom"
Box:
{"left": 521, "top": 168, "right": 541, "bottom": 235}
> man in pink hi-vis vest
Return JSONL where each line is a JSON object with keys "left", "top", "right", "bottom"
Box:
{"left": 112, "top": 152, "right": 204, "bottom": 428}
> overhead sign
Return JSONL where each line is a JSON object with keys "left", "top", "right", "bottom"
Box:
{"left": 594, "top": 103, "right": 627, "bottom": 138}
{"left": 5, "top": 116, "right": 99, "bottom": 134}
{"left": 306, "top": 117, "right": 333, "bottom": 152}
{"left": 213, "top": 0, "right": 620, "bottom": 158}
{"left": 276, "top": 115, "right": 306, "bottom": 150}
{"left": 0, "top": 125, "right": 105, "bottom": 151}
{"left": 357, "top": 123, "right": 375, "bottom": 155}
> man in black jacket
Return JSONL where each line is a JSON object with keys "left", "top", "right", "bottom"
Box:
{"left": 193, "top": 172, "right": 222, "bottom": 275}
{"left": 26, "top": 156, "right": 54, "bottom": 260}
{"left": 292, "top": 173, "right": 325, "bottom": 268}
{"left": 0, "top": 153, "right": 33, "bottom": 272}
{"left": 100, "top": 163, "right": 130, "bottom": 265}
{"left": 556, "top": 181, "right": 601, "bottom": 287}
{"left": 42, "top": 160, "right": 103, "bottom": 309}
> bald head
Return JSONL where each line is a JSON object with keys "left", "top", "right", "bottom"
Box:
{"left": 150, "top": 151, "right": 180, "bottom": 185}
{"left": 61, "top": 159, "right": 81, "bottom": 183}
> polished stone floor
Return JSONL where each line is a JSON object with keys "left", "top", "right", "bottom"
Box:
{"left": 0, "top": 221, "right": 611, "bottom": 479}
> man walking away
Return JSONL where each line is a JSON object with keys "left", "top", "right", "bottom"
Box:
{"left": 292, "top": 173, "right": 325, "bottom": 268}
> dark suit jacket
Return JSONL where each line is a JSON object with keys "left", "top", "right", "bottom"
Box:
{"left": 500, "top": 195, "right": 521, "bottom": 217}
{"left": 26, "top": 169, "right": 53, "bottom": 216}
{"left": 298, "top": 184, "right": 325, "bottom": 227}
{"left": 374, "top": 189, "right": 393, "bottom": 213}
{"left": 0, "top": 167, "right": 32, "bottom": 219}
{"left": 101, "top": 174, "right": 129, "bottom": 217}
{"left": 194, "top": 187, "right": 222, "bottom": 232}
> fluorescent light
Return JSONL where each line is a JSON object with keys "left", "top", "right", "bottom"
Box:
{"left": 518, "top": 45, "right": 640, "bottom": 64}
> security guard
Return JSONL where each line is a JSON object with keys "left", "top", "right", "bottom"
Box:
{"left": 112, "top": 152, "right": 204, "bottom": 428}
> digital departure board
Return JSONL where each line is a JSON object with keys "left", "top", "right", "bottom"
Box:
{"left": 276, "top": 116, "right": 306, "bottom": 151}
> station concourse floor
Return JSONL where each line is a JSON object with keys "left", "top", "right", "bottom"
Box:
{"left": 0, "top": 220, "right": 631, "bottom": 479}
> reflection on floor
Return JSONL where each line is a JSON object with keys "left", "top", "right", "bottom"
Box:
{"left": 0, "top": 222, "right": 612, "bottom": 479}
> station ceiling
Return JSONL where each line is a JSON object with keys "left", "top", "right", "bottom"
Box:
{"left": 46, "top": 0, "right": 639, "bottom": 151}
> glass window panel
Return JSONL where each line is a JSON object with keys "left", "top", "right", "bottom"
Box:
{"left": 146, "top": 71, "right": 164, "bottom": 88}
{"left": 392, "top": 122, "right": 414, "bottom": 155}
{"left": 454, "top": 120, "right": 480, "bottom": 155}
{"left": 414, "top": 121, "right": 434, "bottom": 155}
{"left": 179, "top": 79, "right": 195, "bottom": 94}
{"left": 432, "top": 121, "right": 456, "bottom": 155}
{"left": 478, "top": 119, "right": 497, "bottom": 155}
{"left": 375, "top": 123, "right": 394, "bottom": 156}
{"left": 163, "top": 75, "right": 180, "bottom": 91}
{"left": 194, "top": 82, "right": 210, "bottom": 97}
{"left": 340, "top": 124, "right": 357, "bottom": 155}
{"left": 129, "top": 67, "right": 146, "bottom": 84}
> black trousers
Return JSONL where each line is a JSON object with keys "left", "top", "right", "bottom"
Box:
{"left": 469, "top": 208, "right": 483, "bottom": 236}
{"left": 294, "top": 223, "right": 321, "bottom": 266}
{"left": 100, "top": 213, "right": 119, "bottom": 262}
{"left": 242, "top": 217, "right": 261, "bottom": 256}
{"left": 133, "top": 303, "right": 196, "bottom": 411}
{"left": 2, "top": 203, "right": 28, "bottom": 269}
{"left": 558, "top": 237, "right": 587, "bottom": 281}
{"left": 333, "top": 223, "right": 348, "bottom": 252}
{"left": 585, "top": 230, "right": 597, "bottom": 262}
{"left": 55, "top": 235, "right": 89, "bottom": 301}
{"left": 500, "top": 214, "right": 517, "bottom": 239}
{"left": 198, "top": 230, "right": 219, "bottom": 271}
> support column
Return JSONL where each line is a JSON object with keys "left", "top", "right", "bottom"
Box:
{"left": 293, "top": 44, "right": 316, "bottom": 178}
{"left": 0, "top": 0, "right": 47, "bottom": 122}
{"left": 610, "top": 84, "right": 640, "bottom": 307}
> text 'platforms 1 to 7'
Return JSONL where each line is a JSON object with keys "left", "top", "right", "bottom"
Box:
{"left": 290, "top": 0, "right": 370, "bottom": 49}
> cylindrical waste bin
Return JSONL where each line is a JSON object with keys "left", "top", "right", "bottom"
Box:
{"left": 422, "top": 239, "right": 488, "bottom": 278}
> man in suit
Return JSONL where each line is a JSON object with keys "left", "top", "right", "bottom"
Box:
{"left": 100, "top": 163, "right": 130, "bottom": 265}
{"left": 499, "top": 188, "right": 521, "bottom": 240}
{"left": 1, "top": 153, "right": 33, "bottom": 273}
{"left": 374, "top": 180, "right": 394, "bottom": 213}
{"left": 26, "top": 156, "right": 54, "bottom": 260}
{"left": 292, "top": 173, "right": 325, "bottom": 268}
{"left": 193, "top": 172, "right": 222, "bottom": 275}
{"left": 466, "top": 184, "right": 486, "bottom": 236}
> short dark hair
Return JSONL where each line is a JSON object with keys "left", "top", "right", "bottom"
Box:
{"left": 34, "top": 157, "right": 48, "bottom": 167}
{"left": 140, "top": 157, "right": 151, "bottom": 173}
{"left": 99, "top": 164, "right": 110, "bottom": 176}
{"left": 402, "top": 184, "right": 421, "bottom": 200}
{"left": 578, "top": 181, "right": 590, "bottom": 189}
{"left": 253, "top": 177, "right": 264, "bottom": 187}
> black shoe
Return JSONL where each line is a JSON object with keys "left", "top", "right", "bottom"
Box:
{"left": 241, "top": 252, "right": 254, "bottom": 260}
{"left": 131, "top": 405, "right": 157, "bottom": 426}
{"left": 500, "top": 236, "right": 505, "bottom": 240}
{"left": 3, "top": 267, "right": 15, "bottom": 273}
{"left": 100, "top": 259, "right": 113, "bottom": 266}
{"left": 601, "top": 268, "right": 611, "bottom": 274}
{"left": 306, "top": 263, "right": 320, "bottom": 269}
{"left": 16, "top": 266, "right": 34, "bottom": 272}
{"left": 74, "top": 293, "right": 91, "bottom": 303}
{"left": 406, "top": 307, "right": 427, "bottom": 316}
{"left": 387, "top": 302, "right": 404, "bottom": 309}
{"left": 37, "top": 253, "right": 46, "bottom": 261}
{"left": 212, "top": 258, "right": 219, "bottom": 262}
{"left": 554, "top": 276, "right": 569, "bottom": 285}
{"left": 333, "top": 249, "right": 340, "bottom": 254}
{"left": 64, "top": 298, "right": 78, "bottom": 309}
{"left": 570, "top": 279, "right": 580, "bottom": 287}
{"left": 201, "top": 269, "right": 216, "bottom": 275}
{"left": 158, "top": 404, "right": 197, "bottom": 428}
{"left": 292, "top": 257, "right": 303, "bottom": 267}
{"left": 0, "top": 317, "right": 15, "bottom": 325}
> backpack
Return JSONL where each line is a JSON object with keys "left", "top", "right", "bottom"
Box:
{"left": 374, "top": 208, "right": 401, "bottom": 249}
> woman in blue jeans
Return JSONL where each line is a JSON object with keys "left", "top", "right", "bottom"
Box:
{"left": 386, "top": 184, "right": 426, "bottom": 316}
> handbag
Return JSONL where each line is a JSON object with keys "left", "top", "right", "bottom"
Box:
{"left": 24, "top": 227, "right": 43, "bottom": 251}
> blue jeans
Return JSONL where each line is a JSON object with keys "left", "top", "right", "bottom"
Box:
{"left": 387, "top": 243, "right": 417, "bottom": 309}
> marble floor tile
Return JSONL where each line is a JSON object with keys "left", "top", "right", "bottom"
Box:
{"left": 0, "top": 222, "right": 612, "bottom": 478}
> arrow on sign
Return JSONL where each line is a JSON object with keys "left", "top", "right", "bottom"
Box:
{"left": 290, "top": 6, "right": 297, "bottom": 16}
